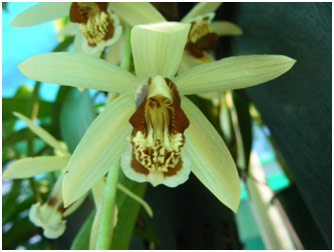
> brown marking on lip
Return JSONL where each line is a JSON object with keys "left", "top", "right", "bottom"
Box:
{"left": 57, "top": 203, "right": 66, "bottom": 213}
{"left": 129, "top": 97, "right": 147, "bottom": 136}
{"left": 47, "top": 197, "right": 57, "bottom": 207}
{"left": 70, "top": 2, "right": 108, "bottom": 24}
{"left": 196, "top": 33, "right": 219, "bottom": 51}
{"left": 185, "top": 42, "right": 204, "bottom": 58}
{"left": 165, "top": 79, "right": 190, "bottom": 133}
{"left": 131, "top": 151, "right": 150, "bottom": 175}
{"left": 163, "top": 159, "right": 183, "bottom": 177}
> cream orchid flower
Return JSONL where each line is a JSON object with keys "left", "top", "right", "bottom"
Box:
{"left": 18, "top": 22, "right": 295, "bottom": 213}
{"left": 2, "top": 112, "right": 84, "bottom": 239}
{"left": 11, "top": 2, "right": 165, "bottom": 56}
{"left": 179, "top": 2, "right": 243, "bottom": 73}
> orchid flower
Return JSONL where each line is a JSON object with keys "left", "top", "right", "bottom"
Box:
{"left": 18, "top": 22, "right": 295, "bottom": 213}
{"left": 179, "top": 2, "right": 243, "bottom": 73}
{"left": 2, "top": 112, "right": 83, "bottom": 239}
{"left": 11, "top": 2, "right": 165, "bottom": 56}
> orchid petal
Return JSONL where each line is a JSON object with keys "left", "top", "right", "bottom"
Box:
{"left": 13, "top": 112, "right": 69, "bottom": 156}
{"left": 29, "top": 202, "right": 66, "bottom": 239}
{"left": 112, "top": 2, "right": 165, "bottom": 27}
{"left": 3, "top": 156, "right": 69, "bottom": 179}
{"left": 212, "top": 21, "right": 243, "bottom": 36}
{"left": 18, "top": 52, "right": 141, "bottom": 93}
{"left": 176, "top": 55, "right": 296, "bottom": 95}
{"left": 62, "top": 94, "right": 134, "bottom": 207}
{"left": 10, "top": 3, "right": 71, "bottom": 27}
{"left": 131, "top": 22, "right": 190, "bottom": 79}
{"left": 181, "top": 2, "right": 222, "bottom": 22}
{"left": 63, "top": 193, "right": 88, "bottom": 217}
{"left": 182, "top": 97, "right": 240, "bottom": 212}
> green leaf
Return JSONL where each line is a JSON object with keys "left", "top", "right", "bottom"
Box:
{"left": 3, "top": 216, "right": 36, "bottom": 249}
{"left": 70, "top": 209, "right": 96, "bottom": 250}
{"left": 111, "top": 173, "right": 147, "bottom": 249}
{"left": 3, "top": 97, "right": 53, "bottom": 121}
{"left": 60, "top": 88, "right": 97, "bottom": 153}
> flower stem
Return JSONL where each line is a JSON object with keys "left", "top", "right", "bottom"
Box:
{"left": 94, "top": 159, "right": 120, "bottom": 250}
{"left": 120, "top": 25, "right": 132, "bottom": 71}
{"left": 28, "top": 81, "right": 42, "bottom": 204}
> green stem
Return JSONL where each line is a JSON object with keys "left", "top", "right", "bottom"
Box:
{"left": 120, "top": 25, "right": 132, "bottom": 71}
{"left": 27, "top": 81, "right": 42, "bottom": 204}
{"left": 95, "top": 160, "right": 120, "bottom": 250}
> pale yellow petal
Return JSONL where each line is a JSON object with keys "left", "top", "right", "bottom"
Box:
{"left": 63, "top": 193, "right": 87, "bottom": 217}
{"left": 3, "top": 156, "right": 69, "bottom": 179}
{"left": 182, "top": 97, "right": 241, "bottom": 212}
{"left": 104, "top": 30, "right": 125, "bottom": 65}
{"left": 29, "top": 202, "right": 67, "bottom": 239}
{"left": 112, "top": 2, "right": 165, "bottom": 26}
{"left": 181, "top": 2, "right": 222, "bottom": 22}
{"left": 211, "top": 21, "right": 243, "bottom": 36}
{"left": 18, "top": 52, "right": 141, "bottom": 93}
{"left": 131, "top": 22, "right": 190, "bottom": 79}
{"left": 176, "top": 55, "right": 296, "bottom": 95}
{"left": 11, "top": 3, "right": 71, "bottom": 27}
{"left": 13, "top": 112, "right": 69, "bottom": 156}
{"left": 62, "top": 94, "right": 135, "bottom": 207}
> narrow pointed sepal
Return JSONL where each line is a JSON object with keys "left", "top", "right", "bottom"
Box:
{"left": 62, "top": 94, "right": 134, "bottom": 207}
{"left": 18, "top": 53, "right": 141, "bottom": 93}
{"left": 13, "top": 112, "right": 69, "bottom": 156}
{"left": 181, "top": 2, "right": 222, "bottom": 22}
{"left": 181, "top": 97, "right": 241, "bottom": 213}
{"left": 10, "top": 3, "right": 71, "bottom": 27}
{"left": 112, "top": 2, "right": 165, "bottom": 26}
{"left": 176, "top": 55, "right": 296, "bottom": 95}
{"left": 3, "top": 156, "right": 69, "bottom": 179}
{"left": 211, "top": 21, "right": 243, "bottom": 36}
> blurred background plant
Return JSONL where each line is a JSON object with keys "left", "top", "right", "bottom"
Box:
{"left": 2, "top": 2, "right": 331, "bottom": 250}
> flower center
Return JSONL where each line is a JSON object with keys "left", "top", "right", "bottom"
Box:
{"left": 128, "top": 76, "right": 189, "bottom": 184}
{"left": 70, "top": 2, "right": 115, "bottom": 47}
{"left": 185, "top": 13, "right": 219, "bottom": 59}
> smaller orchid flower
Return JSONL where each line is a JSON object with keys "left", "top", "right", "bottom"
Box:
{"left": 179, "top": 2, "right": 243, "bottom": 73}
{"left": 11, "top": 2, "right": 165, "bottom": 56}
{"left": 2, "top": 112, "right": 84, "bottom": 239}
{"left": 18, "top": 22, "right": 295, "bottom": 214}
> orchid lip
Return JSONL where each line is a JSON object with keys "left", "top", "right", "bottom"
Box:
{"left": 121, "top": 75, "right": 191, "bottom": 187}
